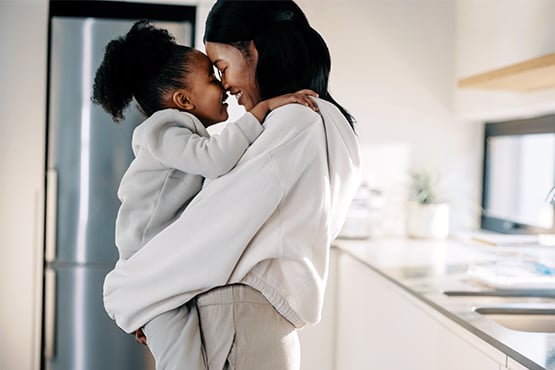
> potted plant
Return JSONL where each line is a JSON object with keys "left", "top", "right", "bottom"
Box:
{"left": 406, "top": 170, "right": 450, "bottom": 239}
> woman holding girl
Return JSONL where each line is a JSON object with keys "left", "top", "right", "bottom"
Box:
{"left": 103, "top": 1, "right": 361, "bottom": 368}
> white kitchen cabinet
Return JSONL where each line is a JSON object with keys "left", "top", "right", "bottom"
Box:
{"left": 335, "top": 252, "right": 506, "bottom": 370}
{"left": 298, "top": 248, "right": 339, "bottom": 370}
{"left": 507, "top": 357, "right": 533, "bottom": 370}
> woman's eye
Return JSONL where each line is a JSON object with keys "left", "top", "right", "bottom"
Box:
{"left": 215, "top": 68, "right": 223, "bottom": 80}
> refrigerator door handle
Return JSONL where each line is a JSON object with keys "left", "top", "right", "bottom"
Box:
{"left": 45, "top": 169, "right": 58, "bottom": 262}
{"left": 44, "top": 268, "right": 56, "bottom": 359}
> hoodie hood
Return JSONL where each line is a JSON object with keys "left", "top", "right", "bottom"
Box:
{"left": 318, "top": 99, "right": 362, "bottom": 239}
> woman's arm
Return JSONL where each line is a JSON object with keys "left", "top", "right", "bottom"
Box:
{"left": 104, "top": 153, "right": 285, "bottom": 332}
{"left": 104, "top": 105, "right": 324, "bottom": 333}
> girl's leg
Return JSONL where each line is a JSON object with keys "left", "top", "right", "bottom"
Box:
{"left": 143, "top": 303, "right": 206, "bottom": 370}
{"left": 197, "top": 284, "right": 300, "bottom": 370}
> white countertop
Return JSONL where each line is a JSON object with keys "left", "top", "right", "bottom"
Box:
{"left": 332, "top": 236, "right": 555, "bottom": 370}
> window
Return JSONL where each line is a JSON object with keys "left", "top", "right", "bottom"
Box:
{"left": 481, "top": 114, "right": 555, "bottom": 233}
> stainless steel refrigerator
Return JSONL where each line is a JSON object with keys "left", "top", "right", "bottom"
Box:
{"left": 44, "top": 2, "right": 195, "bottom": 369}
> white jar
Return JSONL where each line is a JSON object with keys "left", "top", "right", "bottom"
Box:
{"left": 406, "top": 201, "right": 450, "bottom": 239}
{"left": 339, "top": 183, "right": 384, "bottom": 239}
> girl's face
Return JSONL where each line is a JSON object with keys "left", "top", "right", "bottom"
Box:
{"left": 182, "top": 50, "right": 229, "bottom": 127}
{"left": 205, "top": 41, "right": 261, "bottom": 111}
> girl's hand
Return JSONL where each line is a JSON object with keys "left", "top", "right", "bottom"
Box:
{"left": 249, "top": 89, "right": 319, "bottom": 123}
{"left": 134, "top": 328, "right": 147, "bottom": 345}
{"left": 266, "top": 89, "right": 319, "bottom": 112}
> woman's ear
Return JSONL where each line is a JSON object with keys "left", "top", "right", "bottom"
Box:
{"left": 172, "top": 90, "right": 194, "bottom": 111}
{"left": 247, "top": 40, "right": 259, "bottom": 64}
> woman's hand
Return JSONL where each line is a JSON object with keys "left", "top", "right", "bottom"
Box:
{"left": 134, "top": 328, "right": 147, "bottom": 345}
{"left": 249, "top": 89, "right": 319, "bottom": 123}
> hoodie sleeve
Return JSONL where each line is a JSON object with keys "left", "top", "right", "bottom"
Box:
{"left": 103, "top": 105, "right": 323, "bottom": 333}
{"left": 103, "top": 152, "right": 285, "bottom": 332}
{"left": 147, "top": 112, "right": 263, "bottom": 179}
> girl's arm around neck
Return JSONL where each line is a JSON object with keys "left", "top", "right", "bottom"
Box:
{"left": 145, "top": 110, "right": 262, "bottom": 179}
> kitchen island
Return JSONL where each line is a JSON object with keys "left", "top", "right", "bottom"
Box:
{"left": 330, "top": 237, "right": 555, "bottom": 370}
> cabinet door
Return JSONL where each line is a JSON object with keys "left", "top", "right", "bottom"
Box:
{"left": 507, "top": 358, "right": 533, "bottom": 370}
{"left": 336, "top": 252, "right": 503, "bottom": 370}
{"left": 298, "top": 248, "right": 339, "bottom": 370}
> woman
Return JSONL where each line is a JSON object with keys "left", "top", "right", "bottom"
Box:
{"left": 103, "top": 1, "right": 361, "bottom": 368}
{"left": 92, "top": 19, "right": 319, "bottom": 370}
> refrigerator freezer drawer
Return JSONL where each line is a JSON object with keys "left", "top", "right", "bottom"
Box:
{"left": 44, "top": 265, "right": 154, "bottom": 370}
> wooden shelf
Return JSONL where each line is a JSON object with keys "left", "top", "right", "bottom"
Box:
{"left": 457, "top": 53, "right": 555, "bottom": 91}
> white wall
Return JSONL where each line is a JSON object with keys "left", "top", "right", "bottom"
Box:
{"left": 297, "top": 0, "right": 482, "bottom": 234}
{"left": 297, "top": 0, "right": 555, "bottom": 235}
{"left": 0, "top": 1, "right": 48, "bottom": 369}
{"left": 455, "top": 0, "right": 555, "bottom": 121}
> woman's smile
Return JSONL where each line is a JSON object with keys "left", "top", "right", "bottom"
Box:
{"left": 232, "top": 90, "right": 244, "bottom": 103}
{"left": 205, "top": 41, "right": 261, "bottom": 110}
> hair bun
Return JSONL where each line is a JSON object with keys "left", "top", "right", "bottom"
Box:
{"left": 92, "top": 20, "right": 177, "bottom": 122}
{"left": 123, "top": 20, "right": 175, "bottom": 82}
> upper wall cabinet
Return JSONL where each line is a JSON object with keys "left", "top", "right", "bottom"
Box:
{"left": 458, "top": 52, "right": 555, "bottom": 91}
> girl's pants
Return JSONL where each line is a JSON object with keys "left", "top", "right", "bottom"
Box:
{"left": 143, "top": 284, "right": 300, "bottom": 370}
{"left": 143, "top": 301, "right": 205, "bottom": 370}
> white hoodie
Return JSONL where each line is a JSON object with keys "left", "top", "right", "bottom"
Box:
{"left": 116, "top": 108, "right": 262, "bottom": 259}
{"left": 103, "top": 98, "right": 361, "bottom": 333}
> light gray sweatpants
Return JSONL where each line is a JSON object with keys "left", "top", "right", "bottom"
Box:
{"left": 143, "top": 284, "right": 300, "bottom": 370}
{"left": 197, "top": 284, "right": 301, "bottom": 370}
{"left": 143, "top": 302, "right": 206, "bottom": 370}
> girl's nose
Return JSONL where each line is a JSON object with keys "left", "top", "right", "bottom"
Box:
{"left": 216, "top": 79, "right": 225, "bottom": 91}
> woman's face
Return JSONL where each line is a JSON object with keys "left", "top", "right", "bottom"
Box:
{"left": 205, "top": 41, "right": 261, "bottom": 110}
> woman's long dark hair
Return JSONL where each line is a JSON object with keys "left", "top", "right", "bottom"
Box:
{"left": 204, "top": 0, "right": 355, "bottom": 129}
{"left": 92, "top": 20, "right": 194, "bottom": 122}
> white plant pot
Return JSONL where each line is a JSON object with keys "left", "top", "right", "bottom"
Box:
{"left": 406, "top": 201, "right": 450, "bottom": 239}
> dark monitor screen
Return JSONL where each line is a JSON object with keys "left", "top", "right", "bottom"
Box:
{"left": 481, "top": 114, "right": 555, "bottom": 234}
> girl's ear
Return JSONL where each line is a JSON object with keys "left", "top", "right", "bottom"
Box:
{"left": 172, "top": 90, "right": 194, "bottom": 111}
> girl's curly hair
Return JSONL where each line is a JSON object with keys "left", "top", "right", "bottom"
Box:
{"left": 92, "top": 20, "right": 194, "bottom": 122}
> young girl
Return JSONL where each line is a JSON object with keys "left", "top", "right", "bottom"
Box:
{"left": 92, "top": 20, "right": 317, "bottom": 370}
